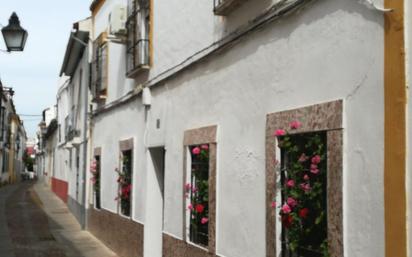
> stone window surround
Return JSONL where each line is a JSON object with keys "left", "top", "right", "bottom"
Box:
{"left": 265, "top": 100, "right": 343, "bottom": 257}
{"left": 118, "top": 138, "right": 134, "bottom": 218}
{"left": 183, "top": 125, "right": 217, "bottom": 253}
{"left": 162, "top": 125, "right": 218, "bottom": 257}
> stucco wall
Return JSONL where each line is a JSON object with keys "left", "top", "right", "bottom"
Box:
{"left": 91, "top": 0, "right": 385, "bottom": 256}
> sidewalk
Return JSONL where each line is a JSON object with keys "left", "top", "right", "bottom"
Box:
{"left": 33, "top": 182, "right": 119, "bottom": 257}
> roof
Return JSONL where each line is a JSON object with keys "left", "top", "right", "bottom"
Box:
{"left": 59, "top": 30, "right": 90, "bottom": 77}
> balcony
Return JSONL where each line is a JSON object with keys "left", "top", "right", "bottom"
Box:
{"left": 214, "top": 0, "right": 248, "bottom": 15}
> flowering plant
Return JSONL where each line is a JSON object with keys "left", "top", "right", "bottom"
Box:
{"left": 185, "top": 144, "right": 209, "bottom": 246}
{"left": 90, "top": 159, "right": 100, "bottom": 193}
{"left": 116, "top": 153, "right": 132, "bottom": 216}
{"left": 273, "top": 121, "right": 329, "bottom": 257}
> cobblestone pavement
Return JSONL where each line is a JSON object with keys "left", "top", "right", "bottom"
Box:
{"left": 0, "top": 181, "right": 118, "bottom": 257}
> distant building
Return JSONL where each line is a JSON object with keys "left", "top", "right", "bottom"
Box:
{"left": 0, "top": 80, "right": 27, "bottom": 184}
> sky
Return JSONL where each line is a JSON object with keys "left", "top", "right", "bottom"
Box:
{"left": 0, "top": 1, "right": 91, "bottom": 139}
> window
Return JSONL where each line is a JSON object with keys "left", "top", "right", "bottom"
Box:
{"left": 186, "top": 144, "right": 210, "bottom": 247}
{"left": 278, "top": 132, "right": 327, "bottom": 257}
{"left": 91, "top": 33, "right": 108, "bottom": 102}
{"left": 92, "top": 155, "right": 101, "bottom": 209}
{"left": 119, "top": 149, "right": 133, "bottom": 216}
{"left": 0, "top": 107, "right": 5, "bottom": 142}
{"left": 69, "top": 149, "right": 72, "bottom": 169}
{"left": 64, "top": 115, "right": 70, "bottom": 141}
{"left": 265, "top": 100, "right": 343, "bottom": 257}
{"left": 126, "top": 0, "right": 150, "bottom": 76}
{"left": 58, "top": 125, "right": 61, "bottom": 142}
{"left": 2, "top": 151, "right": 8, "bottom": 173}
{"left": 183, "top": 125, "right": 217, "bottom": 253}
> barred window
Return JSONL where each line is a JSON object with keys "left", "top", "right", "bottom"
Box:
{"left": 126, "top": 0, "right": 150, "bottom": 76}
{"left": 91, "top": 34, "right": 108, "bottom": 101}
{"left": 119, "top": 149, "right": 133, "bottom": 217}
{"left": 186, "top": 144, "right": 210, "bottom": 247}
{"left": 93, "top": 155, "right": 101, "bottom": 210}
{"left": 278, "top": 132, "right": 328, "bottom": 257}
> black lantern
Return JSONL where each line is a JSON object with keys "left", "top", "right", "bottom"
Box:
{"left": 1, "top": 12, "right": 28, "bottom": 52}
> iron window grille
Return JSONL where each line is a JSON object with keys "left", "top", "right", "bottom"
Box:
{"left": 126, "top": 0, "right": 150, "bottom": 76}
{"left": 94, "top": 155, "right": 101, "bottom": 209}
{"left": 64, "top": 115, "right": 70, "bottom": 141}
{"left": 279, "top": 132, "right": 328, "bottom": 257}
{"left": 0, "top": 107, "right": 5, "bottom": 142}
{"left": 188, "top": 145, "right": 210, "bottom": 247}
{"left": 120, "top": 149, "right": 133, "bottom": 216}
{"left": 213, "top": 0, "right": 247, "bottom": 15}
{"left": 91, "top": 37, "right": 108, "bottom": 101}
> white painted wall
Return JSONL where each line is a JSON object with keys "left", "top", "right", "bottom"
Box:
{"left": 66, "top": 50, "right": 90, "bottom": 207}
{"left": 93, "top": 0, "right": 384, "bottom": 257}
{"left": 55, "top": 80, "right": 69, "bottom": 182}
{"left": 90, "top": 0, "right": 385, "bottom": 256}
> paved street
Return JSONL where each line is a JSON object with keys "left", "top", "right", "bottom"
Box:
{"left": 0, "top": 181, "right": 118, "bottom": 257}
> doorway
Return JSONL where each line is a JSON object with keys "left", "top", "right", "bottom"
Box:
{"left": 144, "top": 147, "right": 165, "bottom": 257}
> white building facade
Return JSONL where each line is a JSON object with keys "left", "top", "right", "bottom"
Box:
{"left": 44, "top": 0, "right": 412, "bottom": 257}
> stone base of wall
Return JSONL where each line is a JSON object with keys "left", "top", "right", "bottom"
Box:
{"left": 67, "top": 196, "right": 85, "bottom": 228}
{"left": 51, "top": 177, "right": 68, "bottom": 203}
{"left": 163, "top": 233, "right": 215, "bottom": 257}
{"left": 87, "top": 206, "right": 143, "bottom": 257}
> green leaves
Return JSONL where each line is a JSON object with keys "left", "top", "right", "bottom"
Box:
{"left": 276, "top": 131, "right": 328, "bottom": 256}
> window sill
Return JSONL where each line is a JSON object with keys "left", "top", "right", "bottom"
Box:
{"left": 186, "top": 240, "right": 209, "bottom": 253}
{"left": 118, "top": 211, "right": 132, "bottom": 220}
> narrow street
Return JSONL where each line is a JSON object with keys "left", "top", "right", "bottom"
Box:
{"left": 0, "top": 182, "right": 118, "bottom": 257}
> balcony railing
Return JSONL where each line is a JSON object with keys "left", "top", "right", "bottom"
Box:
{"left": 213, "top": 0, "right": 247, "bottom": 15}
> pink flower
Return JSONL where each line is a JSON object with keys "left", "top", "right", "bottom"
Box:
{"left": 192, "top": 147, "right": 201, "bottom": 155}
{"left": 311, "top": 155, "right": 321, "bottom": 164}
{"left": 271, "top": 201, "right": 277, "bottom": 208}
{"left": 201, "top": 144, "right": 209, "bottom": 150}
{"left": 287, "top": 197, "right": 297, "bottom": 208}
{"left": 289, "top": 120, "right": 302, "bottom": 130}
{"left": 274, "top": 129, "right": 286, "bottom": 136}
{"left": 281, "top": 204, "right": 292, "bottom": 214}
{"left": 303, "top": 174, "right": 310, "bottom": 181}
{"left": 298, "top": 153, "right": 309, "bottom": 163}
{"left": 286, "top": 180, "right": 295, "bottom": 187}
{"left": 310, "top": 164, "right": 319, "bottom": 174}
{"left": 188, "top": 204, "right": 193, "bottom": 210}
{"left": 201, "top": 217, "right": 209, "bottom": 224}
{"left": 185, "top": 183, "right": 192, "bottom": 192}
{"left": 299, "top": 208, "right": 309, "bottom": 219}
{"left": 300, "top": 183, "right": 311, "bottom": 193}
{"left": 195, "top": 204, "right": 205, "bottom": 213}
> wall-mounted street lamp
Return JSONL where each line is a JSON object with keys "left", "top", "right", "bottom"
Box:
{"left": 1, "top": 12, "right": 28, "bottom": 52}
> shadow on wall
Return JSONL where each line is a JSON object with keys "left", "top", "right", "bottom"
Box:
{"left": 162, "top": 0, "right": 384, "bottom": 94}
